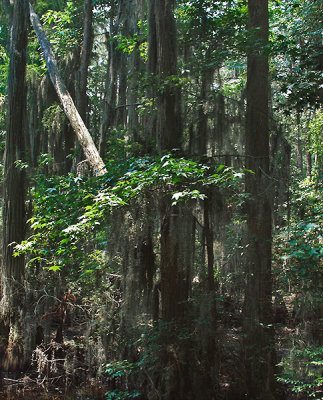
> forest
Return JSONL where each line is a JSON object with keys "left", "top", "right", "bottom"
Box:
{"left": 0, "top": 0, "right": 322, "bottom": 399}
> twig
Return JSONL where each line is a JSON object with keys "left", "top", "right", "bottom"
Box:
{"left": 3, "top": 378, "right": 22, "bottom": 383}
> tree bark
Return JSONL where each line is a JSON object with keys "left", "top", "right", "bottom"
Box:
{"left": 152, "top": 0, "right": 187, "bottom": 321}
{"left": 145, "top": 0, "right": 158, "bottom": 152}
{"left": 296, "top": 114, "right": 303, "bottom": 175}
{"left": 159, "top": 202, "right": 194, "bottom": 399}
{"left": 243, "top": 1, "right": 282, "bottom": 398}
{"left": 76, "top": 0, "right": 93, "bottom": 122}
{"left": 152, "top": 3, "right": 194, "bottom": 397}
{"left": 73, "top": 0, "right": 93, "bottom": 168}
{"left": 160, "top": 205, "right": 192, "bottom": 321}
{"left": 197, "top": 69, "right": 213, "bottom": 156}
{"left": 99, "top": 5, "right": 120, "bottom": 159}
{"left": 306, "top": 137, "right": 312, "bottom": 178}
{"left": 154, "top": 0, "right": 182, "bottom": 152}
{"left": 0, "top": 0, "right": 28, "bottom": 371}
{"left": 116, "top": 53, "right": 127, "bottom": 127}
{"left": 29, "top": 3, "right": 106, "bottom": 175}
{"left": 126, "top": 0, "right": 144, "bottom": 146}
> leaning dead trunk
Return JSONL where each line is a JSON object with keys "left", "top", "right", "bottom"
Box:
{"left": 29, "top": 3, "right": 106, "bottom": 175}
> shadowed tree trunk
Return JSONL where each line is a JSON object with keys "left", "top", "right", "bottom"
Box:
{"left": 196, "top": 5, "right": 213, "bottom": 157}
{"left": 296, "top": 113, "right": 304, "bottom": 175}
{"left": 150, "top": 0, "right": 186, "bottom": 323}
{"left": 150, "top": 2, "right": 195, "bottom": 398}
{"left": 99, "top": 3, "right": 120, "bottom": 159}
{"left": 306, "top": 136, "right": 312, "bottom": 178}
{"left": 0, "top": 0, "right": 28, "bottom": 371}
{"left": 197, "top": 68, "right": 213, "bottom": 156}
{"left": 243, "top": 0, "right": 282, "bottom": 398}
{"left": 74, "top": 0, "right": 93, "bottom": 168}
{"left": 126, "top": 0, "right": 144, "bottom": 147}
{"left": 76, "top": 0, "right": 93, "bottom": 123}
{"left": 154, "top": 0, "right": 182, "bottom": 152}
{"left": 160, "top": 204, "right": 192, "bottom": 322}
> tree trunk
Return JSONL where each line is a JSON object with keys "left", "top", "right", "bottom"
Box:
{"left": 0, "top": 0, "right": 28, "bottom": 371}
{"left": 151, "top": 2, "right": 194, "bottom": 397}
{"left": 29, "top": 3, "right": 106, "bottom": 175}
{"left": 243, "top": 0, "right": 282, "bottom": 398}
{"left": 76, "top": 0, "right": 93, "bottom": 122}
{"left": 99, "top": 6, "right": 119, "bottom": 159}
{"left": 296, "top": 114, "right": 303, "bottom": 175}
{"left": 127, "top": 1, "right": 142, "bottom": 146}
{"left": 152, "top": 0, "right": 186, "bottom": 321}
{"left": 197, "top": 69, "right": 213, "bottom": 156}
{"left": 116, "top": 53, "right": 128, "bottom": 127}
{"left": 306, "top": 137, "right": 312, "bottom": 178}
{"left": 159, "top": 202, "right": 194, "bottom": 400}
{"left": 198, "top": 195, "right": 218, "bottom": 396}
{"left": 154, "top": 0, "right": 182, "bottom": 152}
{"left": 160, "top": 204, "right": 192, "bottom": 321}
{"left": 74, "top": 0, "right": 93, "bottom": 167}
{"left": 145, "top": 0, "right": 158, "bottom": 152}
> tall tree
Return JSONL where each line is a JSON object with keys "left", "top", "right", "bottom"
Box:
{"left": 151, "top": 2, "right": 195, "bottom": 398}
{"left": 74, "top": 0, "right": 93, "bottom": 168}
{"left": 0, "top": 0, "right": 29, "bottom": 371}
{"left": 99, "top": 1, "right": 121, "bottom": 159}
{"left": 76, "top": 0, "right": 93, "bottom": 123}
{"left": 243, "top": 0, "right": 281, "bottom": 398}
{"left": 154, "top": 0, "right": 182, "bottom": 152}
{"left": 150, "top": 0, "right": 187, "bottom": 323}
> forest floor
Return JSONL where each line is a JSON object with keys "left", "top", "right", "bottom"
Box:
{"left": 0, "top": 371, "right": 107, "bottom": 400}
{"left": 0, "top": 301, "right": 321, "bottom": 399}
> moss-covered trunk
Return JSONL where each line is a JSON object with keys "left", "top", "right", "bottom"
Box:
{"left": 243, "top": 1, "right": 282, "bottom": 398}
{"left": 0, "top": 0, "right": 28, "bottom": 371}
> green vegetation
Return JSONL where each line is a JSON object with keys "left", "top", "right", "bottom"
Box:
{"left": 0, "top": 0, "right": 322, "bottom": 399}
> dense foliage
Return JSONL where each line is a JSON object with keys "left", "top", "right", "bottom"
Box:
{"left": 0, "top": 0, "right": 322, "bottom": 399}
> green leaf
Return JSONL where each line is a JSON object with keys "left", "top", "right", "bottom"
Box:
{"left": 48, "top": 265, "right": 62, "bottom": 272}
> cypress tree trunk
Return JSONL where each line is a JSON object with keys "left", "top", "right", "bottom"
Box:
{"left": 154, "top": 0, "right": 182, "bottom": 152}
{"left": 76, "top": 0, "right": 93, "bottom": 123}
{"left": 99, "top": 4, "right": 119, "bottom": 159}
{"left": 306, "top": 136, "right": 312, "bottom": 178}
{"left": 296, "top": 114, "right": 304, "bottom": 175}
{"left": 160, "top": 205, "right": 192, "bottom": 322}
{"left": 126, "top": 0, "right": 142, "bottom": 146}
{"left": 0, "top": 0, "right": 28, "bottom": 371}
{"left": 197, "top": 75, "right": 208, "bottom": 156}
{"left": 151, "top": 0, "right": 186, "bottom": 322}
{"left": 145, "top": 0, "right": 158, "bottom": 152}
{"left": 116, "top": 53, "right": 127, "bottom": 127}
{"left": 196, "top": 6, "right": 213, "bottom": 157}
{"left": 74, "top": 0, "right": 93, "bottom": 168}
{"left": 150, "top": 2, "right": 195, "bottom": 398}
{"left": 243, "top": 1, "right": 281, "bottom": 398}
